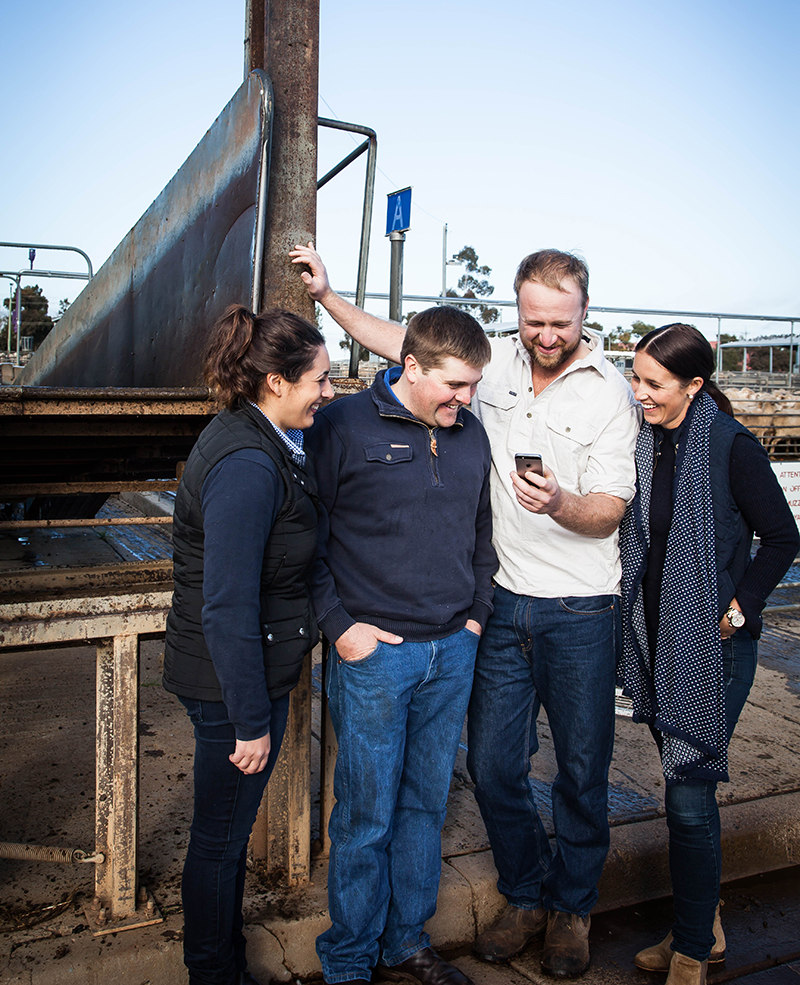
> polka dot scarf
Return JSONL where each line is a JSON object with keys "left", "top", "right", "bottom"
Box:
{"left": 620, "top": 392, "right": 728, "bottom": 783}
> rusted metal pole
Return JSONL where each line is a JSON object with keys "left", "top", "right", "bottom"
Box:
{"left": 246, "top": 0, "right": 319, "bottom": 320}
{"left": 94, "top": 641, "right": 114, "bottom": 910}
{"left": 112, "top": 634, "right": 140, "bottom": 916}
{"left": 389, "top": 231, "right": 406, "bottom": 324}
{"left": 243, "top": 0, "right": 319, "bottom": 884}
{"left": 94, "top": 634, "right": 139, "bottom": 920}
{"left": 243, "top": 0, "right": 265, "bottom": 79}
{"left": 254, "top": 651, "right": 312, "bottom": 883}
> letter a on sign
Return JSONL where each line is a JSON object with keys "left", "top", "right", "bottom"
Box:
{"left": 385, "top": 187, "right": 412, "bottom": 235}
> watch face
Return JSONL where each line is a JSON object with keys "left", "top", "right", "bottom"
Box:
{"left": 728, "top": 607, "right": 745, "bottom": 628}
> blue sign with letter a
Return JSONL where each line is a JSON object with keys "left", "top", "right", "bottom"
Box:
{"left": 386, "top": 187, "right": 412, "bottom": 235}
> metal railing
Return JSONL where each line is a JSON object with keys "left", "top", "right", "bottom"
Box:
{"left": 0, "top": 242, "right": 95, "bottom": 368}
{"left": 318, "top": 119, "right": 377, "bottom": 377}
{"left": 0, "top": 268, "right": 92, "bottom": 367}
{"left": 338, "top": 291, "right": 799, "bottom": 383}
{"left": 0, "top": 592, "right": 170, "bottom": 934}
{"left": 0, "top": 242, "right": 94, "bottom": 279}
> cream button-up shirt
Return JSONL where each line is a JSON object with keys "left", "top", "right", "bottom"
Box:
{"left": 472, "top": 332, "right": 640, "bottom": 598}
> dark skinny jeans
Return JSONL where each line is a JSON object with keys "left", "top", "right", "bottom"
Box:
{"left": 659, "top": 630, "right": 756, "bottom": 961}
{"left": 178, "top": 694, "right": 290, "bottom": 985}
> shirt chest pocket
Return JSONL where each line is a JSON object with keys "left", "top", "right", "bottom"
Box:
{"left": 545, "top": 417, "right": 597, "bottom": 475}
{"left": 546, "top": 418, "right": 597, "bottom": 446}
{"left": 478, "top": 383, "right": 519, "bottom": 414}
{"left": 364, "top": 442, "right": 413, "bottom": 464}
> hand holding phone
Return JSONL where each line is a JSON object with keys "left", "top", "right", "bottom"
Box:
{"left": 514, "top": 453, "right": 544, "bottom": 484}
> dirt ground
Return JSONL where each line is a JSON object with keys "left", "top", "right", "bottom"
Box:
{"left": 2, "top": 506, "right": 799, "bottom": 958}
{"left": 0, "top": 641, "right": 189, "bottom": 930}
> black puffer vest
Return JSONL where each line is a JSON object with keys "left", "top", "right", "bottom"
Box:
{"left": 163, "top": 402, "right": 320, "bottom": 701}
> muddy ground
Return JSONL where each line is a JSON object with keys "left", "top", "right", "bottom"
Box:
{"left": 1, "top": 503, "right": 799, "bottom": 956}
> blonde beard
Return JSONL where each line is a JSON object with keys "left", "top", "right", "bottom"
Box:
{"left": 525, "top": 335, "right": 581, "bottom": 370}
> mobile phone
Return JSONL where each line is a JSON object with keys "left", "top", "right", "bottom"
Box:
{"left": 514, "top": 453, "right": 544, "bottom": 483}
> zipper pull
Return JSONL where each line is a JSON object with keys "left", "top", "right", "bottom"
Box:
{"left": 429, "top": 429, "right": 438, "bottom": 457}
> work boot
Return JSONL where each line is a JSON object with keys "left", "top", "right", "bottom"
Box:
{"left": 377, "top": 947, "right": 473, "bottom": 985}
{"left": 665, "top": 952, "right": 707, "bottom": 985}
{"left": 541, "top": 911, "right": 590, "bottom": 978}
{"left": 635, "top": 905, "right": 725, "bottom": 972}
{"left": 473, "top": 904, "right": 548, "bottom": 962}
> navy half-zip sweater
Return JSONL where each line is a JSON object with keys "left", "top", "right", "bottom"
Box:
{"left": 307, "top": 368, "right": 497, "bottom": 643}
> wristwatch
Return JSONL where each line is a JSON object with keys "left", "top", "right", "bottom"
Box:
{"left": 725, "top": 605, "right": 745, "bottom": 629}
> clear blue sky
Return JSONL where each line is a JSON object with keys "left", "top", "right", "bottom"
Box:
{"left": 2, "top": 0, "right": 798, "bottom": 351}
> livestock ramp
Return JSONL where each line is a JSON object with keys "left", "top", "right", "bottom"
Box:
{"left": 18, "top": 70, "right": 273, "bottom": 388}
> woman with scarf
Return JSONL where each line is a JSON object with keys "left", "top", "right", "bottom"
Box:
{"left": 619, "top": 324, "right": 798, "bottom": 985}
{"left": 163, "top": 305, "right": 333, "bottom": 985}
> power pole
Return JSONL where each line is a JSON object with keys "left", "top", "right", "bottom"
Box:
{"left": 245, "top": 0, "right": 319, "bottom": 321}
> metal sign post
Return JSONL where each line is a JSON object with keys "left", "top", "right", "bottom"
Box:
{"left": 386, "top": 188, "right": 411, "bottom": 325}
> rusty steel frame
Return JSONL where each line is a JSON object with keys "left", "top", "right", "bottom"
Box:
{"left": 19, "top": 72, "right": 274, "bottom": 388}
{"left": 0, "top": 482, "right": 179, "bottom": 497}
{"left": 0, "top": 516, "right": 173, "bottom": 530}
{"left": 0, "top": 388, "right": 217, "bottom": 493}
{"left": 0, "top": 591, "right": 171, "bottom": 930}
{"left": 3, "top": 561, "right": 173, "bottom": 596}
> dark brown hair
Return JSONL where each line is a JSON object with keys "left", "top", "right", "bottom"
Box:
{"left": 399, "top": 305, "right": 491, "bottom": 371}
{"left": 636, "top": 323, "right": 732, "bottom": 416}
{"left": 513, "top": 249, "right": 589, "bottom": 307}
{"left": 204, "top": 305, "right": 325, "bottom": 408}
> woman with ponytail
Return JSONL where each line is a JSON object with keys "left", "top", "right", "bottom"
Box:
{"left": 163, "top": 306, "right": 333, "bottom": 985}
{"left": 619, "top": 324, "right": 798, "bottom": 985}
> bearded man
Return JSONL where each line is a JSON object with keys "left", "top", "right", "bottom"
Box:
{"left": 290, "top": 245, "right": 639, "bottom": 978}
{"left": 464, "top": 250, "right": 638, "bottom": 977}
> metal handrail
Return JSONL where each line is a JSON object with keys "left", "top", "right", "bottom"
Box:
{"left": 337, "top": 292, "right": 799, "bottom": 386}
{"left": 0, "top": 241, "right": 94, "bottom": 279}
{"left": 0, "top": 268, "right": 92, "bottom": 368}
{"left": 338, "top": 290, "right": 798, "bottom": 326}
{"left": 249, "top": 70, "right": 273, "bottom": 316}
{"left": 318, "top": 118, "right": 377, "bottom": 377}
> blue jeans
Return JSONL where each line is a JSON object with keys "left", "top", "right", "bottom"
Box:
{"left": 467, "top": 585, "right": 618, "bottom": 916}
{"left": 179, "top": 694, "right": 290, "bottom": 985}
{"left": 664, "top": 630, "right": 756, "bottom": 961}
{"left": 317, "top": 627, "right": 480, "bottom": 983}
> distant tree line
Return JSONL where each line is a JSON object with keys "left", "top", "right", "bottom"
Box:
{"left": 2, "top": 286, "right": 68, "bottom": 350}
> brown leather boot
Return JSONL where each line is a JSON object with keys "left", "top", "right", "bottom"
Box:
{"left": 473, "top": 905, "right": 548, "bottom": 962}
{"left": 665, "top": 952, "right": 707, "bottom": 985}
{"left": 541, "top": 911, "right": 591, "bottom": 978}
{"left": 635, "top": 905, "right": 725, "bottom": 971}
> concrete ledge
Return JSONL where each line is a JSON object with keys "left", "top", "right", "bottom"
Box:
{"left": 252, "top": 790, "right": 800, "bottom": 979}
{"left": 6, "top": 794, "right": 799, "bottom": 984}
{"left": 598, "top": 789, "right": 800, "bottom": 912}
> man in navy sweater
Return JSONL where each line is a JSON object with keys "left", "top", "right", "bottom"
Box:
{"left": 307, "top": 306, "right": 497, "bottom": 985}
